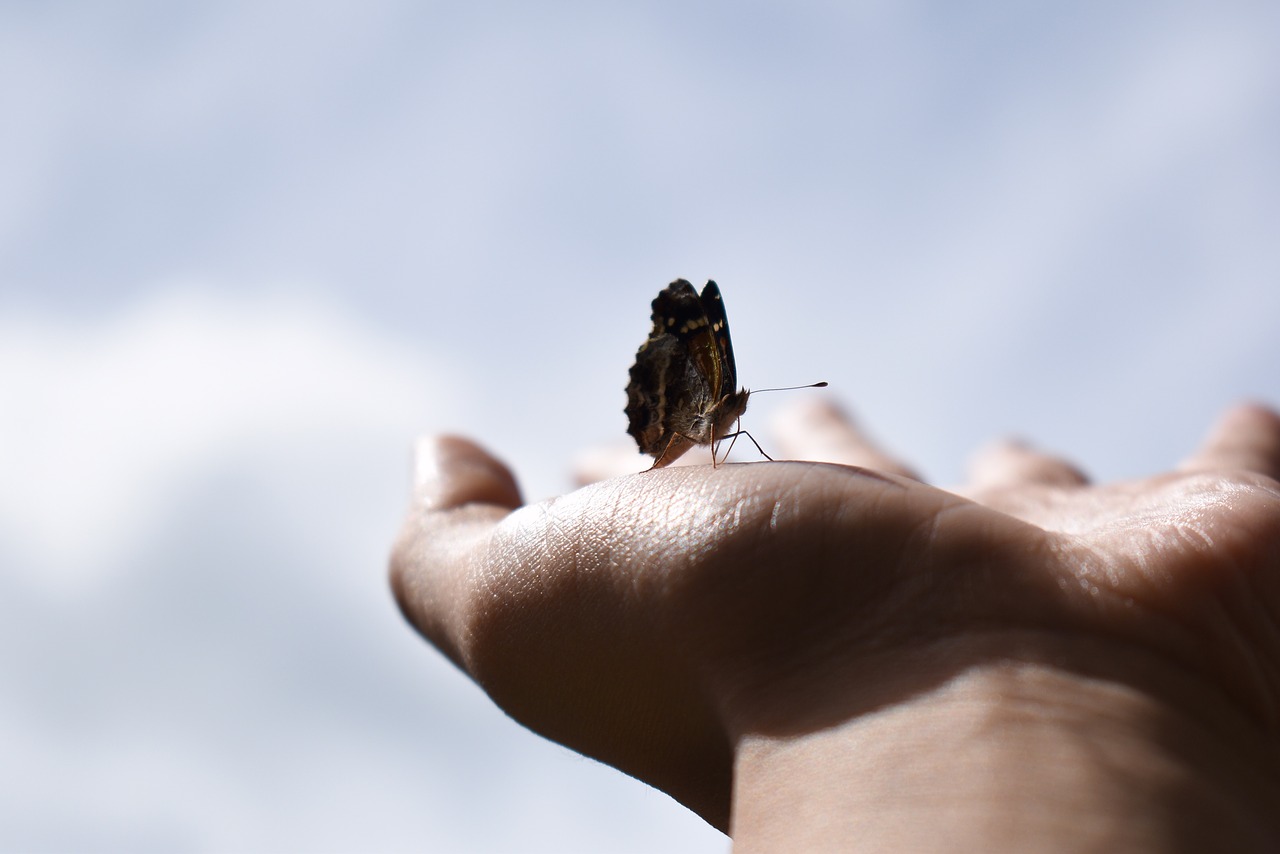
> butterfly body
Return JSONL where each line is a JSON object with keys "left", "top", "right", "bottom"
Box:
{"left": 625, "top": 279, "right": 749, "bottom": 468}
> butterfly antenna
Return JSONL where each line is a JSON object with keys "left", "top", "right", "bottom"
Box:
{"left": 750, "top": 381, "right": 828, "bottom": 394}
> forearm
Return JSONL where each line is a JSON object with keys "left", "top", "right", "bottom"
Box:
{"left": 729, "top": 662, "right": 1280, "bottom": 853}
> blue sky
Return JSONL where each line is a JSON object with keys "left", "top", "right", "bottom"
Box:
{"left": 2, "top": 2, "right": 1279, "bottom": 851}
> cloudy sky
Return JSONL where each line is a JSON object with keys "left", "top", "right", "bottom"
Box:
{"left": 3, "top": 2, "right": 1279, "bottom": 851}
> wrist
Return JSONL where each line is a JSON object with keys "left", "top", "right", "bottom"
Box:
{"left": 727, "top": 654, "right": 1280, "bottom": 853}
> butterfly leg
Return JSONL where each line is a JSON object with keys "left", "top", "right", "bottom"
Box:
{"left": 713, "top": 430, "right": 739, "bottom": 467}
{"left": 713, "top": 425, "right": 773, "bottom": 465}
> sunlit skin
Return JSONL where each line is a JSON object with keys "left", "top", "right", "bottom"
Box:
{"left": 391, "top": 399, "right": 1280, "bottom": 851}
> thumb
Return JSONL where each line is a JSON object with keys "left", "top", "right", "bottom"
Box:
{"left": 390, "top": 435, "right": 523, "bottom": 666}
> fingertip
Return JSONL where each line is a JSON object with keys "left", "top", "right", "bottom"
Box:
{"left": 414, "top": 435, "right": 523, "bottom": 511}
{"left": 1216, "top": 401, "right": 1280, "bottom": 436}
{"left": 965, "top": 438, "right": 1089, "bottom": 489}
{"left": 771, "top": 398, "right": 919, "bottom": 478}
{"left": 771, "top": 397, "right": 851, "bottom": 434}
{"left": 1181, "top": 401, "right": 1280, "bottom": 479}
{"left": 571, "top": 441, "right": 649, "bottom": 486}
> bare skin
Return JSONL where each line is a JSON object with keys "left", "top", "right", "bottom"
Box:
{"left": 390, "top": 400, "right": 1280, "bottom": 852}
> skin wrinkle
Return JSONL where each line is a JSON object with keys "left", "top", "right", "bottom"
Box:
{"left": 987, "top": 635, "right": 1263, "bottom": 808}
{"left": 1246, "top": 529, "right": 1280, "bottom": 657}
{"left": 678, "top": 477, "right": 914, "bottom": 721}
{"left": 1120, "top": 525, "right": 1278, "bottom": 724}
{"left": 961, "top": 670, "right": 1126, "bottom": 799}
{"left": 1062, "top": 535, "right": 1261, "bottom": 725}
{"left": 1076, "top": 566, "right": 1280, "bottom": 747}
{"left": 1189, "top": 507, "right": 1280, "bottom": 730}
{"left": 922, "top": 512, "right": 1276, "bottom": 754}
{"left": 400, "top": 502, "right": 510, "bottom": 671}
{"left": 591, "top": 489, "right": 652, "bottom": 602}
{"left": 726, "top": 487, "right": 775, "bottom": 539}
{"left": 990, "top": 673, "right": 1220, "bottom": 845}
{"left": 620, "top": 477, "right": 692, "bottom": 578}
{"left": 768, "top": 498, "right": 786, "bottom": 532}
{"left": 584, "top": 484, "right": 679, "bottom": 607}
{"left": 1215, "top": 583, "right": 1280, "bottom": 731}
{"left": 594, "top": 482, "right": 652, "bottom": 585}
{"left": 632, "top": 477, "right": 739, "bottom": 605}
{"left": 811, "top": 465, "right": 913, "bottom": 566}
{"left": 754, "top": 472, "right": 806, "bottom": 545}
{"left": 894, "top": 501, "right": 1034, "bottom": 632}
{"left": 728, "top": 517, "right": 1027, "bottom": 735}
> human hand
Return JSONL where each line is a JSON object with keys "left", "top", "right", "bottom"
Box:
{"left": 390, "top": 401, "right": 1280, "bottom": 847}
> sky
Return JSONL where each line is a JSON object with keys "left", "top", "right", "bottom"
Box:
{"left": 2, "top": 2, "right": 1279, "bottom": 851}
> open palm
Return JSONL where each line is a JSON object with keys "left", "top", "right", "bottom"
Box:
{"left": 391, "top": 401, "right": 1280, "bottom": 834}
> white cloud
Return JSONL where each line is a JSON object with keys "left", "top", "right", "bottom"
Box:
{"left": 0, "top": 286, "right": 458, "bottom": 594}
{"left": 0, "top": 286, "right": 724, "bottom": 854}
{"left": 2, "top": 4, "right": 1278, "bottom": 851}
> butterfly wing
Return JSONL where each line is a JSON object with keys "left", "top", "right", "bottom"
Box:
{"left": 698, "top": 280, "right": 738, "bottom": 402}
{"left": 625, "top": 280, "right": 703, "bottom": 456}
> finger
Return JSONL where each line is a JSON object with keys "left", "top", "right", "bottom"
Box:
{"left": 391, "top": 435, "right": 522, "bottom": 664}
{"left": 414, "top": 434, "right": 523, "bottom": 511}
{"left": 965, "top": 439, "right": 1089, "bottom": 491}
{"left": 1178, "top": 402, "right": 1280, "bottom": 480}
{"left": 572, "top": 441, "right": 650, "bottom": 486}
{"left": 771, "top": 398, "right": 919, "bottom": 478}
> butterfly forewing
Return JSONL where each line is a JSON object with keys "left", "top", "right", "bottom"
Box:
{"left": 698, "top": 281, "right": 739, "bottom": 402}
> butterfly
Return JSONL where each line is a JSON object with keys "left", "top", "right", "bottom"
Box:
{"left": 624, "top": 279, "right": 757, "bottom": 468}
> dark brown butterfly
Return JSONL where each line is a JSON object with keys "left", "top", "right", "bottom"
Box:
{"left": 625, "top": 279, "right": 747, "bottom": 468}
{"left": 625, "top": 279, "right": 824, "bottom": 468}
